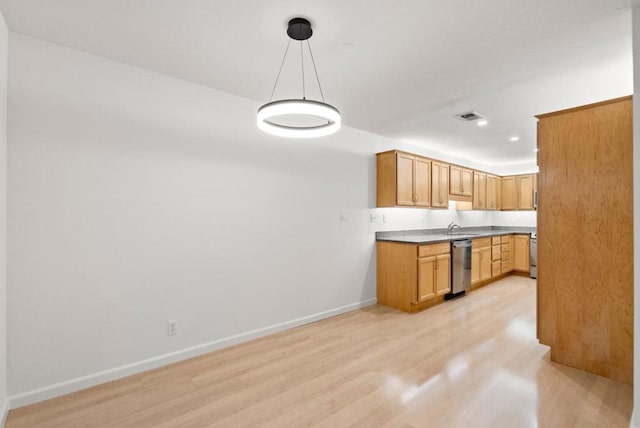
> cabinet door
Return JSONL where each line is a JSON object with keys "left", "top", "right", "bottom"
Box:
{"left": 461, "top": 169, "right": 473, "bottom": 197}
{"left": 449, "top": 165, "right": 462, "bottom": 195}
{"left": 431, "top": 161, "right": 449, "bottom": 208}
{"left": 471, "top": 248, "right": 481, "bottom": 284}
{"left": 417, "top": 256, "right": 437, "bottom": 302}
{"left": 492, "top": 260, "right": 501, "bottom": 277}
{"left": 486, "top": 175, "right": 497, "bottom": 210}
{"left": 415, "top": 157, "right": 431, "bottom": 207}
{"left": 480, "top": 247, "right": 492, "bottom": 281}
{"left": 396, "top": 153, "right": 415, "bottom": 206}
{"left": 501, "top": 177, "right": 516, "bottom": 210}
{"left": 435, "top": 254, "right": 451, "bottom": 296}
{"left": 473, "top": 172, "right": 487, "bottom": 209}
{"left": 517, "top": 175, "right": 534, "bottom": 210}
{"left": 513, "top": 235, "right": 530, "bottom": 272}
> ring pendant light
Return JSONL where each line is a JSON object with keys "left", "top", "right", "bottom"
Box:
{"left": 257, "top": 18, "right": 341, "bottom": 138}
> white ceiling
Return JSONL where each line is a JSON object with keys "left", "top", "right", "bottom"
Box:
{"left": 0, "top": 1, "right": 632, "bottom": 167}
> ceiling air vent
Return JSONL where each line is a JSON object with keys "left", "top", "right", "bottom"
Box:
{"left": 456, "top": 111, "right": 485, "bottom": 122}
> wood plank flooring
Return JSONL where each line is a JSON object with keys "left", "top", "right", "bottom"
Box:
{"left": 6, "top": 276, "right": 633, "bottom": 427}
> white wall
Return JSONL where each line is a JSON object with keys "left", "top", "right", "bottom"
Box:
{"left": 632, "top": 2, "right": 640, "bottom": 427}
{"left": 5, "top": 34, "right": 539, "bottom": 407}
{"left": 6, "top": 34, "right": 394, "bottom": 405}
{"left": 0, "top": 7, "right": 8, "bottom": 424}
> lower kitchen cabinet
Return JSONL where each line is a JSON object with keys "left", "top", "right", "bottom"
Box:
{"left": 418, "top": 253, "right": 451, "bottom": 301}
{"left": 500, "top": 235, "right": 513, "bottom": 273}
{"left": 491, "top": 237, "right": 501, "bottom": 278}
{"left": 377, "top": 241, "right": 451, "bottom": 312}
{"left": 377, "top": 232, "right": 532, "bottom": 313}
{"left": 471, "top": 238, "right": 491, "bottom": 285}
{"left": 513, "top": 235, "right": 530, "bottom": 272}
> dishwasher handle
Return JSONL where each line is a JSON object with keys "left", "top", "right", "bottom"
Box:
{"left": 452, "top": 240, "right": 472, "bottom": 248}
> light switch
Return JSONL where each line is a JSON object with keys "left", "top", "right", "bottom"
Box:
{"left": 383, "top": 214, "right": 389, "bottom": 223}
{"left": 340, "top": 210, "right": 349, "bottom": 221}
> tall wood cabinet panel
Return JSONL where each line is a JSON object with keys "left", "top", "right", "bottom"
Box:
{"left": 431, "top": 161, "right": 449, "bottom": 208}
{"left": 376, "top": 151, "right": 430, "bottom": 207}
{"left": 536, "top": 96, "right": 633, "bottom": 384}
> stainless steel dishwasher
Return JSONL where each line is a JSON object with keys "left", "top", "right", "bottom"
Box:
{"left": 446, "top": 239, "right": 472, "bottom": 299}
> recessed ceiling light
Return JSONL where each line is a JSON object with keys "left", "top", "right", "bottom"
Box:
{"left": 477, "top": 120, "right": 488, "bottom": 127}
{"left": 509, "top": 136, "right": 519, "bottom": 142}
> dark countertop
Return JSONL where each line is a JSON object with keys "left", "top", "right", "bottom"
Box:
{"left": 376, "top": 226, "right": 536, "bottom": 244}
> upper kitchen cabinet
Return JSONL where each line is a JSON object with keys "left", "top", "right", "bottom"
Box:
{"left": 501, "top": 174, "right": 537, "bottom": 211}
{"left": 377, "top": 150, "right": 430, "bottom": 207}
{"left": 449, "top": 165, "right": 473, "bottom": 198}
{"left": 536, "top": 96, "right": 632, "bottom": 384}
{"left": 486, "top": 174, "right": 499, "bottom": 210}
{"left": 431, "top": 161, "right": 449, "bottom": 208}
{"left": 472, "top": 172, "right": 487, "bottom": 210}
{"left": 501, "top": 176, "right": 516, "bottom": 210}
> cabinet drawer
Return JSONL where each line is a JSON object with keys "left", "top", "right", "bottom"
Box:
{"left": 501, "top": 243, "right": 510, "bottom": 253}
{"left": 492, "top": 245, "right": 501, "bottom": 261}
{"left": 418, "top": 242, "right": 450, "bottom": 258}
{"left": 491, "top": 236, "right": 501, "bottom": 245}
{"left": 500, "top": 235, "right": 512, "bottom": 244}
{"left": 492, "top": 260, "right": 501, "bottom": 277}
{"left": 473, "top": 238, "right": 491, "bottom": 248}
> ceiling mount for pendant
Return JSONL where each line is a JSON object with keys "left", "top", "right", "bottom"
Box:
{"left": 257, "top": 16, "right": 341, "bottom": 139}
{"left": 287, "top": 18, "right": 312, "bottom": 41}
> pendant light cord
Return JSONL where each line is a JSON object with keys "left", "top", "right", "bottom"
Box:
{"left": 307, "top": 40, "right": 325, "bottom": 103}
{"left": 269, "top": 39, "right": 291, "bottom": 102}
{"left": 300, "top": 42, "right": 305, "bottom": 100}
{"left": 269, "top": 37, "right": 326, "bottom": 103}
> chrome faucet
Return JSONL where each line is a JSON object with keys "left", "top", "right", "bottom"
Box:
{"left": 447, "top": 221, "right": 461, "bottom": 234}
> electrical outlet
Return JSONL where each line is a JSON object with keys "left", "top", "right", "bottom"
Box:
{"left": 383, "top": 214, "right": 389, "bottom": 223}
{"left": 168, "top": 320, "right": 177, "bottom": 336}
{"left": 369, "top": 212, "right": 377, "bottom": 223}
{"left": 340, "top": 210, "right": 349, "bottom": 221}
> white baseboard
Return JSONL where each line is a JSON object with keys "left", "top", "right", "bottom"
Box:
{"left": 1, "top": 398, "right": 9, "bottom": 428}
{"left": 8, "top": 297, "right": 377, "bottom": 409}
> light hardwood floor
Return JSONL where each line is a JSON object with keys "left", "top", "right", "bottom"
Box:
{"left": 6, "top": 276, "right": 632, "bottom": 427}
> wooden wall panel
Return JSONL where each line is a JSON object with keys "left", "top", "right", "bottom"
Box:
{"left": 536, "top": 96, "right": 633, "bottom": 384}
